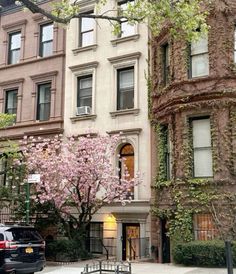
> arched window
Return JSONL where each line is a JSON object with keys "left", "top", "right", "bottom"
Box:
{"left": 119, "top": 144, "right": 134, "bottom": 199}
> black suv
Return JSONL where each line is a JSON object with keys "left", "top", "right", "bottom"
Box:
{"left": 0, "top": 224, "right": 46, "bottom": 274}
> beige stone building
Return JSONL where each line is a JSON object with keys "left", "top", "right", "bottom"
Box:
{"left": 64, "top": 0, "right": 151, "bottom": 261}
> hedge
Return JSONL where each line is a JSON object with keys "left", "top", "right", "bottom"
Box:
{"left": 173, "top": 240, "right": 236, "bottom": 267}
{"left": 46, "top": 239, "right": 91, "bottom": 262}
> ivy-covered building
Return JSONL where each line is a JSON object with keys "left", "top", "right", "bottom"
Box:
{"left": 151, "top": 0, "right": 236, "bottom": 263}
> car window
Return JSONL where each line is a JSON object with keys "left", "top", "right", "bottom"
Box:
{"left": 0, "top": 233, "right": 4, "bottom": 241}
{"left": 5, "top": 228, "right": 43, "bottom": 242}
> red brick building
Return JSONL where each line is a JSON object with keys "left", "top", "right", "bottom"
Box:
{"left": 151, "top": 0, "right": 236, "bottom": 263}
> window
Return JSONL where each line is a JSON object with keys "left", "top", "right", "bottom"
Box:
{"left": 191, "top": 117, "right": 213, "bottom": 177}
{"left": 117, "top": 67, "right": 134, "bottom": 110}
{"left": 118, "top": 0, "right": 135, "bottom": 37}
{"left": 89, "top": 222, "right": 103, "bottom": 254}
{"left": 77, "top": 75, "right": 92, "bottom": 109}
{"left": 162, "top": 43, "right": 170, "bottom": 86}
{"left": 234, "top": 26, "right": 236, "bottom": 62}
{"left": 79, "top": 13, "right": 94, "bottom": 47}
{"left": 0, "top": 156, "right": 7, "bottom": 187}
{"left": 194, "top": 214, "right": 217, "bottom": 240}
{"left": 5, "top": 89, "right": 17, "bottom": 115}
{"left": 36, "top": 83, "right": 51, "bottom": 121}
{"left": 119, "top": 144, "right": 134, "bottom": 199}
{"left": 39, "top": 23, "right": 53, "bottom": 57}
{"left": 8, "top": 32, "right": 21, "bottom": 64}
{"left": 189, "top": 35, "right": 209, "bottom": 78}
{"left": 161, "top": 125, "right": 172, "bottom": 180}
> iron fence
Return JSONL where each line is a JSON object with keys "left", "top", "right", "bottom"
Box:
{"left": 81, "top": 260, "right": 131, "bottom": 274}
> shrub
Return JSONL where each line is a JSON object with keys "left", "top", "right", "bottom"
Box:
{"left": 173, "top": 240, "right": 236, "bottom": 267}
{"left": 46, "top": 239, "right": 90, "bottom": 262}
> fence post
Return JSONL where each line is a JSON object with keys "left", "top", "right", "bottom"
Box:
{"left": 128, "top": 262, "right": 131, "bottom": 274}
{"left": 115, "top": 265, "right": 119, "bottom": 274}
{"left": 85, "top": 264, "right": 89, "bottom": 273}
{"left": 99, "top": 261, "right": 102, "bottom": 274}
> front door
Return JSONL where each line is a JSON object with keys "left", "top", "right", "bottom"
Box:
{"left": 161, "top": 218, "right": 170, "bottom": 263}
{"left": 122, "top": 223, "right": 140, "bottom": 260}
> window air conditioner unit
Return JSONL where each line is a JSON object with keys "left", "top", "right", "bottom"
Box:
{"left": 76, "top": 106, "right": 91, "bottom": 116}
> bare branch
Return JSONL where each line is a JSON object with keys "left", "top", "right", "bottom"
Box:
{"left": 18, "top": 0, "right": 140, "bottom": 24}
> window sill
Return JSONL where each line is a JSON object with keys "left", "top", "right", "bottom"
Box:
{"left": 70, "top": 114, "right": 97, "bottom": 123}
{"left": 72, "top": 44, "right": 98, "bottom": 55}
{"left": 110, "top": 34, "right": 140, "bottom": 46}
{"left": 110, "top": 108, "right": 140, "bottom": 118}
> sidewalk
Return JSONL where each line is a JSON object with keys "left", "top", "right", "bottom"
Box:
{"left": 42, "top": 261, "right": 236, "bottom": 274}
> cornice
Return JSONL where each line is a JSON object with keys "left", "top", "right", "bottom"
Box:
{"left": 107, "top": 52, "right": 141, "bottom": 64}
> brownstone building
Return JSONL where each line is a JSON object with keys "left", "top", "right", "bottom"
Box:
{"left": 0, "top": 0, "right": 65, "bottom": 222}
{"left": 151, "top": 0, "right": 236, "bottom": 263}
{"left": 0, "top": 0, "right": 65, "bottom": 140}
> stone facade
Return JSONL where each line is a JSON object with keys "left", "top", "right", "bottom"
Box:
{"left": 64, "top": 0, "right": 151, "bottom": 261}
{"left": 0, "top": 0, "right": 65, "bottom": 141}
{"left": 151, "top": 0, "right": 236, "bottom": 263}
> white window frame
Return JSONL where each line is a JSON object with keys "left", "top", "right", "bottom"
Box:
{"left": 108, "top": 52, "right": 140, "bottom": 113}
{"left": 118, "top": 0, "right": 136, "bottom": 38}
{"left": 191, "top": 117, "right": 213, "bottom": 178}
{"left": 69, "top": 62, "right": 98, "bottom": 117}
{"left": 189, "top": 35, "right": 209, "bottom": 78}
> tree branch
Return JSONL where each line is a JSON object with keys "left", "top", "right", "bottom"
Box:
{"left": 18, "top": 0, "right": 140, "bottom": 24}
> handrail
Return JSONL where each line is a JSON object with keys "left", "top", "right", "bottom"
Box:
{"left": 99, "top": 238, "right": 109, "bottom": 260}
{"left": 128, "top": 238, "right": 136, "bottom": 260}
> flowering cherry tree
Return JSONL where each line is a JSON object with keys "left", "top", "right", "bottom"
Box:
{"left": 21, "top": 135, "right": 138, "bottom": 237}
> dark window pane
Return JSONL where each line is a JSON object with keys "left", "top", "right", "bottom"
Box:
{"left": 40, "top": 24, "right": 53, "bottom": 57}
{"left": 8, "top": 32, "right": 21, "bottom": 64}
{"left": 77, "top": 76, "right": 92, "bottom": 108}
{"left": 6, "top": 228, "right": 43, "bottom": 242}
{"left": 117, "top": 67, "right": 134, "bottom": 110}
{"left": 79, "top": 13, "right": 94, "bottom": 47}
{"left": 37, "top": 83, "right": 51, "bottom": 121}
{"left": 5, "top": 89, "right": 17, "bottom": 115}
{"left": 89, "top": 222, "right": 103, "bottom": 254}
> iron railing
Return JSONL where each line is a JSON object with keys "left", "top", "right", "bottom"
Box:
{"left": 128, "top": 237, "right": 150, "bottom": 260}
{"left": 81, "top": 260, "right": 131, "bottom": 274}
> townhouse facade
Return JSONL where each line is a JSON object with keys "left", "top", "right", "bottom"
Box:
{"left": 151, "top": 0, "right": 236, "bottom": 263}
{"left": 0, "top": 0, "right": 65, "bottom": 221}
{"left": 64, "top": 0, "right": 151, "bottom": 261}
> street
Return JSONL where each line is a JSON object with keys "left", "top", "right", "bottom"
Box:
{"left": 41, "top": 262, "right": 236, "bottom": 274}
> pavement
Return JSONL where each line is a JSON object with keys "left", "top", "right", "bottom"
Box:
{"left": 40, "top": 260, "right": 236, "bottom": 274}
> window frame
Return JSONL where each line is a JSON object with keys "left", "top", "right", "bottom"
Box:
{"left": 117, "top": 66, "right": 134, "bottom": 110}
{"left": 39, "top": 23, "right": 54, "bottom": 57}
{"left": 89, "top": 222, "right": 104, "bottom": 254}
{"left": 79, "top": 11, "right": 94, "bottom": 47}
{"left": 194, "top": 213, "right": 217, "bottom": 241}
{"left": 119, "top": 143, "right": 135, "bottom": 199}
{"left": 190, "top": 116, "right": 213, "bottom": 178}
{"left": 8, "top": 31, "right": 21, "bottom": 65}
{"left": 5, "top": 89, "right": 18, "bottom": 116}
{"left": 234, "top": 26, "right": 236, "bottom": 63}
{"left": 118, "top": 0, "right": 136, "bottom": 38}
{"left": 161, "top": 125, "right": 172, "bottom": 180}
{"left": 189, "top": 35, "right": 209, "bottom": 78}
{"left": 162, "top": 43, "right": 170, "bottom": 86}
{"left": 77, "top": 74, "right": 93, "bottom": 109}
{"left": 36, "top": 82, "right": 51, "bottom": 121}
